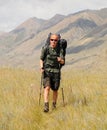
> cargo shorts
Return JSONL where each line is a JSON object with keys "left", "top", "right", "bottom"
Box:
{"left": 43, "top": 71, "right": 60, "bottom": 91}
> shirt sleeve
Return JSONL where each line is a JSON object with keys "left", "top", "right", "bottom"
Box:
{"left": 40, "top": 47, "right": 46, "bottom": 61}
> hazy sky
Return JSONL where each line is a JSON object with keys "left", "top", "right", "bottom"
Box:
{"left": 0, "top": 0, "right": 107, "bottom": 32}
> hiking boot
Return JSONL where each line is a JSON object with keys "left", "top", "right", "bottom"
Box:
{"left": 52, "top": 102, "right": 56, "bottom": 110}
{"left": 44, "top": 102, "right": 49, "bottom": 112}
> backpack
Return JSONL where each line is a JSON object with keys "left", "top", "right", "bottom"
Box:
{"left": 59, "top": 38, "right": 67, "bottom": 57}
{"left": 43, "top": 33, "right": 67, "bottom": 69}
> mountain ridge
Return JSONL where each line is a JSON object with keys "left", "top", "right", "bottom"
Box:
{"left": 0, "top": 8, "right": 107, "bottom": 70}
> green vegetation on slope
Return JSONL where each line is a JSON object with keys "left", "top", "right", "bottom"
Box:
{"left": 0, "top": 67, "right": 107, "bottom": 130}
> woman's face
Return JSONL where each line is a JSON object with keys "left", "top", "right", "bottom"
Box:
{"left": 50, "top": 34, "right": 59, "bottom": 48}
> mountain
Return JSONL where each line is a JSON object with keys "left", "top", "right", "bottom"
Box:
{"left": 0, "top": 14, "right": 65, "bottom": 55}
{"left": 0, "top": 17, "right": 45, "bottom": 52}
{"left": 66, "top": 21, "right": 107, "bottom": 70}
{"left": 0, "top": 8, "right": 107, "bottom": 70}
{"left": 38, "top": 14, "right": 65, "bottom": 32}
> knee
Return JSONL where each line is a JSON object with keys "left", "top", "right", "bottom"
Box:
{"left": 45, "top": 86, "right": 50, "bottom": 91}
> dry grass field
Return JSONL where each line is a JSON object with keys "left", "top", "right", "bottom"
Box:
{"left": 0, "top": 67, "right": 107, "bottom": 130}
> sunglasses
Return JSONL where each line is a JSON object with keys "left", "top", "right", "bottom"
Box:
{"left": 50, "top": 39, "right": 58, "bottom": 42}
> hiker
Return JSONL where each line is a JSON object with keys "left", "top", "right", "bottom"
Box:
{"left": 40, "top": 33, "right": 65, "bottom": 112}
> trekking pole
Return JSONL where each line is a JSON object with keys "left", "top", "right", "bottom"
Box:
{"left": 61, "top": 87, "right": 65, "bottom": 106}
{"left": 39, "top": 74, "right": 43, "bottom": 105}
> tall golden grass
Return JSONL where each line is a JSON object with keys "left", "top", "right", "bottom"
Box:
{"left": 0, "top": 67, "right": 107, "bottom": 130}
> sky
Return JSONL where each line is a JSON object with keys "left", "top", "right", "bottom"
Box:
{"left": 0, "top": 0, "right": 107, "bottom": 32}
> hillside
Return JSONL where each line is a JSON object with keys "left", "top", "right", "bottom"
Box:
{"left": 0, "top": 8, "right": 107, "bottom": 70}
{"left": 66, "top": 21, "right": 107, "bottom": 69}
